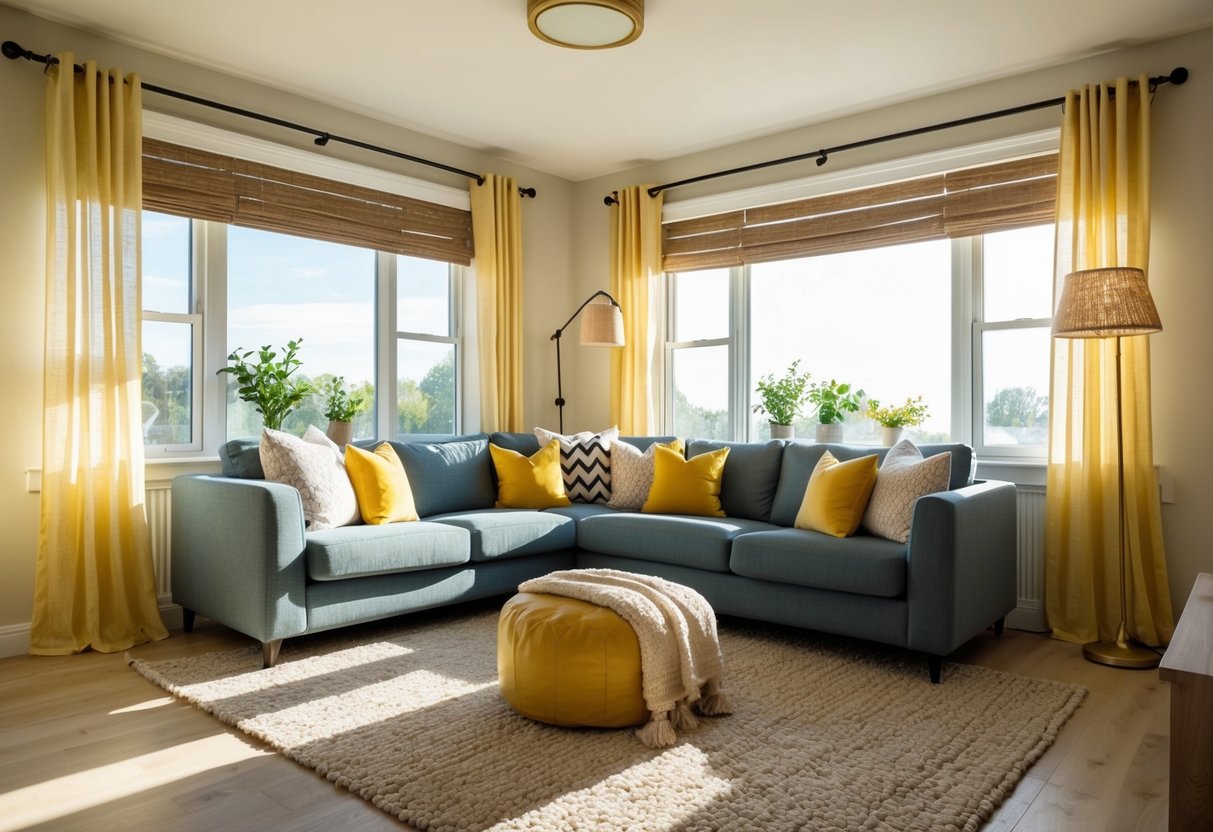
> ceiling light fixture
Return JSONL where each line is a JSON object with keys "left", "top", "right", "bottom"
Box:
{"left": 527, "top": 0, "right": 644, "bottom": 49}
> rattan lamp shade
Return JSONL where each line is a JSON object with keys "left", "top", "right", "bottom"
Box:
{"left": 1052, "top": 267, "right": 1162, "bottom": 338}
{"left": 580, "top": 300, "right": 625, "bottom": 346}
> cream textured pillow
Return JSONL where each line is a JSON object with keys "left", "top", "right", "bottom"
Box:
{"left": 862, "top": 439, "right": 952, "bottom": 543}
{"left": 259, "top": 427, "right": 360, "bottom": 530}
{"left": 607, "top": 439, "right": 684, "bottom": 511}
{"left": 534, "top": 426, "right": 618, "bottom": 503}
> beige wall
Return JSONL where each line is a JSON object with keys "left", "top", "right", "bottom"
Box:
{"left": 0, "top": 3, "right": 573, "bottom": 635}
{"left": 569, "top": 25, "right": 1213, "bottom": 617}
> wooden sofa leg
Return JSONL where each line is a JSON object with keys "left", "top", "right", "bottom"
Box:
{"left": 182, "top": 608, "right": 196, "bottom": 633}
{"left": 993, "top": 617, "right": 1006, "bottom": 637}
{"left": 262, "top": 639, "right": 283, "bottom": 669}
{"left": 928, "top": 656, "right": 942, "bottom": 684}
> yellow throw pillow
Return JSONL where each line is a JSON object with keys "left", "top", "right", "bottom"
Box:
{"left": 344, "top": 442, "right": 419, "bottom": 525}
{"left": 489, "top": 440, "right": 572, "bottom": 509}
{"left": 794, "top": 451, "right": 879, "bottom": 538}
{"left": 641, "top": 445, "right": 729, "bottom": 517}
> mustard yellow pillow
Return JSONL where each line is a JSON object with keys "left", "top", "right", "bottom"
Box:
{"left": 641, "top": 445, "right": 729, "bottom": 517}
{"left": 794, "top": 451, "right": 878, "bottom": 538}
{"left": 344, "top": 442, "right": 419, "bottom": 525}
{"left": 489, "top": 440, "right": 572, "bottom": 509}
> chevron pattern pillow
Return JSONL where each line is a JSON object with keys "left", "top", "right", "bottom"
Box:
{"left": 534, "top": 426, "right": 618, "bottom": 503}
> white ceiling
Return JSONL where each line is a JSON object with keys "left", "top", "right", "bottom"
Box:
{"left": 8, "top": 0, "right": 1213, "bottom": 181}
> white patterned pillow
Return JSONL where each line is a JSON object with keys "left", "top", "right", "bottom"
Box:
{"left": 607, "top": 438, "right": 683, "bottom": 511}
{"left": 260, "top": 426, "right": 360, "bottom": 530}
{"left": 534, "top": 426, "right": 618, "bottom": 503}
{"left": 861, "top": 439, "right": 951, "bottom": 543}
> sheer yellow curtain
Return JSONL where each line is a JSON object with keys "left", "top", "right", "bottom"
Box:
{"left": 31, "top": 55, "right": 167, "bottom": 654}
{"left": 470, "top": 174, "right": 524, "bottom": 432}
{"left": 1046, "top": 75, "right": 1174, "bottom": 646}
{"left": 609, "top": 186, "right": 664, "bottom": 434}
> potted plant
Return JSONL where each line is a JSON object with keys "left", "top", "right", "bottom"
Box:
{"left": 218, "top": 338, "right": 311, "bottom": 432}
{"left": 867, "top": 396, "right": 930, "bottom": 446}
{"left": 321, "top": 375, "right": 367, "bottom": 447}
{"left": 807, "top": 378, "right": 865, "bottom": 443}
{"left": 752, "top": 360, "right": 812, "bottom": 439}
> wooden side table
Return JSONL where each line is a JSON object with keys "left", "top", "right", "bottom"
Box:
{"left": 1159, "top": 571, "right": 1213, "bottom": 830}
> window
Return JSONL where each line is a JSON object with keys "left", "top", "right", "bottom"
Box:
{"left": 666, "top": 269, "right": 732, "bottom": 440}
{"left": 395, "top": 255, "right": 460, "bottom": 435}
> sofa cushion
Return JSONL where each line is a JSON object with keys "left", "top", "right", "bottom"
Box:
{"left": 730, "top": 529, "right": 908, "bottom": 598}
{"left": 259, "top": 427, "right": 360, "bottom": 531}
{"left": 305, "top": 521, "right": 470, "bottom": 580}
{"left": 642, "top": 445, "right": 729, "bottom": 517}
{"left": 577, "top": 512, "right": 778, "bottom": 573}
{"left": 429, "top": 509, "right": 576, "bottom": 562}
{"left": 219, "top": 437, "right": 264, "bottom": 479}
{"left": 687, "top": 439, "right": 784, "bottom": 522}
{"left": 344, "top": 442, "right": 419, "bottom": 524}
{"left": 862, "top": 440, "right": 952, "bottom": 543}
{"left": 794, "top": 452, "right": 878, "bottom": 538}
{"left": 770, "top": 442, "right": 972, "bottom": 527}
{"left": 489, "top": 440, "right": 572, "bottom": 509}
{"left": 489, "top": 432, "right": 542, "bottom": 456}
{"left": 534, "top": 426, "right": 617, "bottom": 504}
{"left": 607, "top": 438, "right": 684, "bottom": 512}
{"left": 388, "top": 436, "right": 496, "bottom": 518}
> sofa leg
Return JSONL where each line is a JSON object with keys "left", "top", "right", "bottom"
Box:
{"left": 262, "top": 639, "right": 283, "bottom": 669}
{"left": 182, "top": 608, "right": 196, "bottom": 633}
{"left": 928, "top": 656, "right": 942, "bottom": 684}
{"left": 993, "top": 617, "right": 1006, "bottom": 637}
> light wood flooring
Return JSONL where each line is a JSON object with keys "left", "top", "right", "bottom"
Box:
{"left": 0, "top": 610, "right": 1170, "bottom": 832}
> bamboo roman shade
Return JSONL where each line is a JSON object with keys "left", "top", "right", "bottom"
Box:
{"left": 142, "top": 139, "right": 473, "bottom": 265}
{"left": 663, "top": 154, "right": 1057, "bottom": 272}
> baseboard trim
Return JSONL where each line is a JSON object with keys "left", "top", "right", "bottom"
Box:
{"left": 1008, "top": 601, "right": 1049, "bottom": 633}
{"left": 0, "top": 598, "right": 184, "bottom": 659}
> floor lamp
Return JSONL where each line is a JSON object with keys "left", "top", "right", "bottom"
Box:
{"left": 1052, "top": 266, "right": 1163, "bottom": 669}
{"left": 550, "top": 290, "right": 625, "bottom": 433}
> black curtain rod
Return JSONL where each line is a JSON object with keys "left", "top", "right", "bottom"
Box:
{"left": 1, "top": 39, "right": 537, "bottom": 199}
{"left": 603, "top": 67, "right": 1189, "bottom": 206}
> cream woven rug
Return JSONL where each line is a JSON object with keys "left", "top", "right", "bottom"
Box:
{"left": 130, "top": 609, "right": 1084, "bottom": 832}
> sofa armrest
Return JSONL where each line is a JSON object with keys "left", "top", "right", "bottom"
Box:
{"left": 170, "top": 474, "right": 309, "bottom": 643}
{"left": 905, "top": 479, "right": 1018, "bottom": 656}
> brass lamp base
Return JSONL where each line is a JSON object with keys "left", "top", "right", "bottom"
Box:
{"left": 1082, "top": 624, "right": 1160, "bottom": 669}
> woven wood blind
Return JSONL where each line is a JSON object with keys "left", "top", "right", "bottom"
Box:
{"left": 142, "top": 139, "right": 473, "bottom": 265}
{"left": 663, "top": 153, "right": 1057, "bottom": 272}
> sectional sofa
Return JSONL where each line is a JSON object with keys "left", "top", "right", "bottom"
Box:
{"left": 170, "top": 432, "right": 1017, "bottom": 680}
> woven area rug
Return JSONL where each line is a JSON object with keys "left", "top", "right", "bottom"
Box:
{"left": 130, "top": 609, "right": 1085, "bottom": 832}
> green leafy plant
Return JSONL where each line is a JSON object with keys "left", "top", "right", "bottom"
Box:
{"left": 217, "top": 338, "right": 311, "bottom": 431}
{"left": 321, "top": 375, "right": 367, "bottom": 422}
{"left": 752, "top": 360, "right": 812, "bottom": 426}
{"left": 807, "top": 378, "right": 865, "bottom": 425}
{"left": 867, "top": 395, "right": 929, "bottom": 428}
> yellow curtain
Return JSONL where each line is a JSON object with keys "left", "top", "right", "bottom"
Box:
{"left": 470, "top": 174, "right": 524, "bottom": 432}
{"left": 31, "top": 55, "right": 167, "bottom": 654}
{"left": 609, "top": 186, "right": 664, "bottom": 434}
{"left": 1045, "top": 75, "right": 1173, "bottom": 646}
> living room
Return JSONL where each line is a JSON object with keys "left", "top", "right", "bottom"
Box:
{"left": 1, "top": 1, "right": 1212, "bottom": 830}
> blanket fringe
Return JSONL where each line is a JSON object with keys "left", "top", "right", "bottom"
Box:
{"left": 696, "top": 679, "right": 733, "bottom": 716}
{"left": 671, "top": 700, "right": 699, "bottom": 730}
{"left": 636, "top": 710, "right": 678, "bottom": 748}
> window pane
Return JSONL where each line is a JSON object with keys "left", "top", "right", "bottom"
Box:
{"left": 672, "top": 269, "right": 729, "bottom": 342}
{"left": 398, "top": 255, "right": 451, "bottom": 337}
{"left": 398, "top": 341, "right": 456, "bottom": 435}
{"left": 982, "top": 327, "right": 1050, "bottom": 447}
{"left": 983, "top": 225, "right": 1054, "bottom": 321}
{"left": 226, "top": 228, "right": 376, "bottom": 439}
{"left": 142, "top": 211, "right": 191, "bottom": 314}
{"left": 751, "top": 241, "right": 952, "bottom": 442}
{"left": 141, "top": 320, "right": 194, "bottom": 445}
{"left": 671, "top": 345, "right": 729, "bottom": 440}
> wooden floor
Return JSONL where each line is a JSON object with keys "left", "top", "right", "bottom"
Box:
{"left": 0, "top": 615, "right": 1170, "bottom": 832}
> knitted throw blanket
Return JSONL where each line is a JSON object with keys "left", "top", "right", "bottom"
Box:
{"left": 518, "top": 568, "right": 732, "bottom": 748}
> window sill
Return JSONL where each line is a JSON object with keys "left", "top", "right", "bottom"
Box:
{"left": 975, "top": 458, "right": 1046, "bottom": 488}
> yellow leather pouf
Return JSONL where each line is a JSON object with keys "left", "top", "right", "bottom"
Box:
{"left": 498, "top": 591, "right": 648, "bottom": 728}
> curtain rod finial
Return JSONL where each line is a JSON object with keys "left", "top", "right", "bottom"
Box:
{"left": 1169, "top": 67, "right": 1189, "bottom": 85}
{"left": 2, "top": 40, "right": 28, "bottom": 60}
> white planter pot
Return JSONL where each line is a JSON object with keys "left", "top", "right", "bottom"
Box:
{"left": 326, "top": 420, "right": 354, "bottom": 448}
{"left": 815, "top": 423, "right": 843, "bottom": 443}
{"left": 880, "top": 426, "right": 904, "bottom": 447}
{"left": 769, "top": 423, "right": 794, "bottom": 440}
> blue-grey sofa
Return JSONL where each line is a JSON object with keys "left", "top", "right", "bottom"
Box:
{"left": 170, "top": 433, "right": 1017, "bottom": 679}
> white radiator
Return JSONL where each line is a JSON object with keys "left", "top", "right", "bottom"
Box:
{"left": 139, "top": 484, "right": 1053, "bottom": 630}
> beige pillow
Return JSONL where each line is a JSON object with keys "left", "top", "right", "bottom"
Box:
{"left": 259, "top": 426, "right": 360, "bottom": 530}
{"left": 862, "top": 439, "right": 952, "bottom": 543}
{"left": 607, "top": 438, "right": 684, "bottom": 511}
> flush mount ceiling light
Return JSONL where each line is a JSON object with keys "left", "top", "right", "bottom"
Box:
{"left": 527, "top": 0, "right": 644, "bottom": 49}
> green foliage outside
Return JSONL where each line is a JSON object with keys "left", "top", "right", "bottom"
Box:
{"left": 986, "top": 386, "right": 1048, "bottom": 427}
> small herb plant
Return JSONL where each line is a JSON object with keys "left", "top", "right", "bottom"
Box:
{"left": 752, "top": 360, "right": 813, "bottom": 426}
{"left": 867, "top": 396, "right": 929, "bottom": 428}
{"left": 321, "top": 376, "right": 367, "bottom": 422}
{"left": 218, "top": 338, "right": 311, "bottom": 431}
{"left": 807, "top": 378, "right": 865, "bottom": 425}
